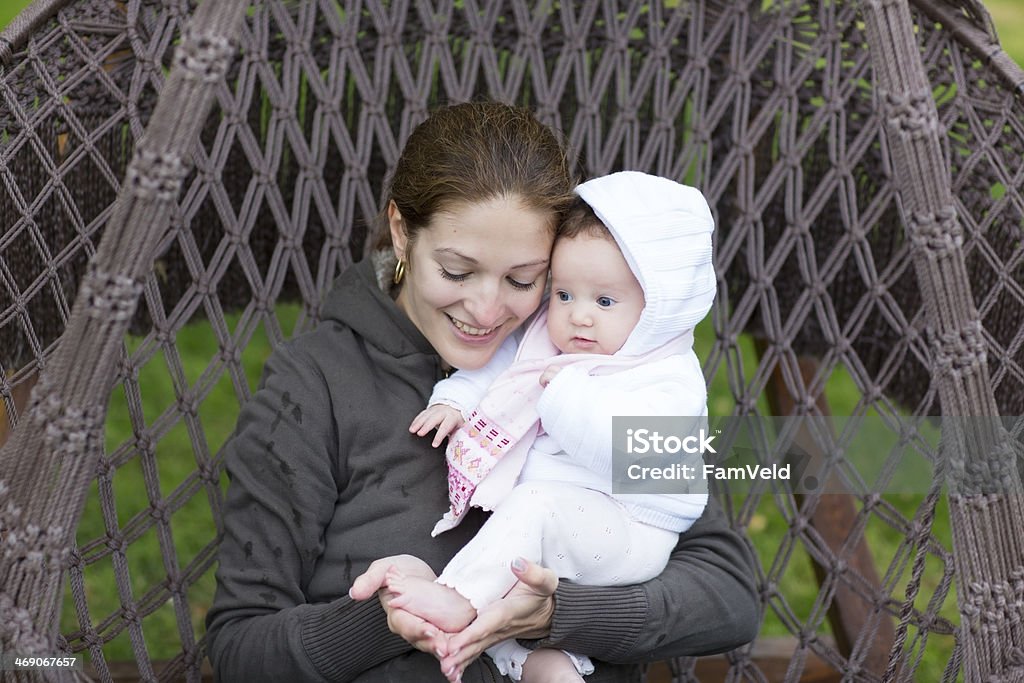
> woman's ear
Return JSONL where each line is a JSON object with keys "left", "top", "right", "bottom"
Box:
{"left": 387, "top": 201, "right": 408, "bottom": 261}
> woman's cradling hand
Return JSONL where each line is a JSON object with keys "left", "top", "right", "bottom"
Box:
{"left": 350, "top": 555, "right": 452, "bottom": 657}
{"left": 439, "top": 557, "right": 558, "bottom": 682}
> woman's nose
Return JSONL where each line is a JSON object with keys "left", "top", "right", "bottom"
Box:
{"left": 464, "top": 285, "right": 505, "bottom": 328}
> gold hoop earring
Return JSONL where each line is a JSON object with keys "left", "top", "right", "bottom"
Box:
{"left": 393, "top": 258, "right": 406, "bottom": 285}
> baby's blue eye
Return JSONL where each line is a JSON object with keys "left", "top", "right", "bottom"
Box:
{"left": 597, "top": 296, "right": 615, "bottom": 307}
{"left": 556, "top": 291, "right": 572, "bottom": 302}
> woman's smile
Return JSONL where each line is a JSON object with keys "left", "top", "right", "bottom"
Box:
{"left": 447, "top": 313, "right": 501, "bottom": 341}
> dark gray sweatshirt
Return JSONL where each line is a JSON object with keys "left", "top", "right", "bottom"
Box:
{"left": 205, "top": 258, "right": 759, "bottom": 682}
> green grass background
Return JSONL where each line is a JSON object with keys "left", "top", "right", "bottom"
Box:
{"left": 2, "top": 0, "right": 1022, "bottom": 679}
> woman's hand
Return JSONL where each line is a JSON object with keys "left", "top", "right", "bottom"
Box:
{"left": 350, "top": 555, "right": 449, "bottom": 657}
{"left": 438, "top": 557, "right": 558, "bottom": 682}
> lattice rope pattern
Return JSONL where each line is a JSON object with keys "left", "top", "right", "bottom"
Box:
{"left": 1, "top": 0, "right": 1023, "bottom": 681}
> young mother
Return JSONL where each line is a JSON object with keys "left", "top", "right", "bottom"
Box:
{"left": 205, "top": 102, "right": 759, "bottom": 682}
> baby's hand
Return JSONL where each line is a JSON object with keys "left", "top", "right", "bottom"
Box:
{"left": 539, "top": 365, "right": 562, "bottom": 388}
{"left": 410, "top": 404, "right": 465, "bottom": 448}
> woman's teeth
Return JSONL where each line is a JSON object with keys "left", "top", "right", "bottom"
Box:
{"left": 451, "top": 317, "right": 495, "bottom": 336}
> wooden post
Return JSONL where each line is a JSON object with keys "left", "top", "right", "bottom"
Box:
{"left": 758, "top": 346, "right": 897, "bottom": 676}
{"left": 0, "top": 371, "right": 36, "bottom": 448}
{"left": 646, "top": 636, "right": 841, "bottom": 682}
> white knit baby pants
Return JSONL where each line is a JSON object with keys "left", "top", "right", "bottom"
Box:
{"left": 437, "top": 481, "right": 679, "bottom": 680}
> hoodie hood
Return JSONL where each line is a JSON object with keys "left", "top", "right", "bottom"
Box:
{"left": 320, "top": 256, "right": 437, "bottom": 359}
{"left": 574, "top": 171, "right": 716, "bottom": 357}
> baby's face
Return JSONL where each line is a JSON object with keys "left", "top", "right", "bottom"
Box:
{"left": 547, "top": 234, "right": 645, "bottom": 355}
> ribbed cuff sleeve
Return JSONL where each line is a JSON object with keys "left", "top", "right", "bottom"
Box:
{"left": 301, "top": 597, "right": 408, "bottom": 680}
{"left": 539, "top": 581, "right": 649, "bottom": 661}
{"left": 429, "top": 381, "right": 477, "bottom": 419}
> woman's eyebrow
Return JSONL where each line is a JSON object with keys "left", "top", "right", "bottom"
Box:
{"left": 433, "top": 248, "right": 549, "bottom": 269}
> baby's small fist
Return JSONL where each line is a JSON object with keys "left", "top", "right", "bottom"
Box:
{"left": 539, "top": 365, "right": 562, "bottom": 388}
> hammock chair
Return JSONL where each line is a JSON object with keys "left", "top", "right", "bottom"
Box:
{"left": 1, "top": 0, "right": 1023, "bottom": 681}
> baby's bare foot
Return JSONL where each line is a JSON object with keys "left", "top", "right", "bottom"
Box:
{"left": 386, "top": 568, "right": 476, "bottom": 632}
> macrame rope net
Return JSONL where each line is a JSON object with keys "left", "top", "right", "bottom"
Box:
{"left": 1, "top": 0, "right": 1022, "bottom": 681}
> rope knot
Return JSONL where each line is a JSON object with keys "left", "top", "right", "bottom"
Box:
{"left": 174, "top": 29, "right": 236, "bottom": 83}
{"left": 125, "top": 148, "right": 190, "bottom": 201}
{"left": 80, "top": 268, "right": 143, "bottom": 322}
{"left": 885, "top": 90, "right": 935, "bottom": 138}
{"left": 930, "top": 321, "right": 985, "bottom": 375}
{"left": 0, "top": 592, "right": 51, "bottom": 654}
{"left": 908, "top": 207, "right": 963, "bottom": 256}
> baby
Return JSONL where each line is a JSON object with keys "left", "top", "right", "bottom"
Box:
{"left": 396, "top": 171, "right": 716, "bottom": 682}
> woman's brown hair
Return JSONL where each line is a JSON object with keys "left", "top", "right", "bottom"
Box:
{"left": 374, "top": 102, "right": 575, "bottom": 250}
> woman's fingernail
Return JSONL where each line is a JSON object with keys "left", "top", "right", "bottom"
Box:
{"left": 512, "top": 557, "right": 526, "bottom": 571}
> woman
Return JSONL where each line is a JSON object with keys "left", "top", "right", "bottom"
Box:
{"left": 205, "top": 101, "right": 759, "bottom": 683}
